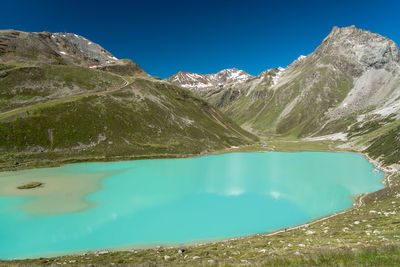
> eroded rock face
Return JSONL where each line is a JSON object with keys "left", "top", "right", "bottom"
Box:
{"left": 315, "top": 26, "right": 400, "bottom": 71}
{"left": 52, "top": 32, "right": 118, "bottom": 65}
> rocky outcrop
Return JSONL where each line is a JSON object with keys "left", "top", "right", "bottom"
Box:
{"left": 315, "top": 26, "right": 400, "bottom": 71}
{"left": 0, "top": 30, "right": 120, "bottom": 67}
{"left": 52, "top": 32, "right": 118, "bottom": 65}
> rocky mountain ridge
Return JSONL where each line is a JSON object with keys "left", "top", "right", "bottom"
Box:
{"left": 0, "top": 30, "right": 147, "bottom": 77}
{"left": 168, "top": 26, "right": 400, "bottom": 137}
{"left": 166, "top": 67, "right": 256, "bottom": 91}
{"left": 0, "top": 26, "right": 399, "bottom": 166}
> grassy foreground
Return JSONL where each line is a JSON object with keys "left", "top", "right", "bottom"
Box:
{"left": 0, "top": 141, "right": 399, "bottom": 266}
{"left": 2, "top": 245, "right": 400, "bottom": 266}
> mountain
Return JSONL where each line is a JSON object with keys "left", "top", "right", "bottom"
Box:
{"left": 2, "top": 26, "right": 400, "bottom": 168}
{"left": 0, "top": 30, "right": 113, "bottom": 66}
{"left": 169, "top": 26, "right": 400, "bottom": 134}
{"left": 167, "top": 67, "right": 255, "bottom": 92}
{"left": 167, "top": 26, "right": 400, "bottom": 164}
{"left": 0, "top": 30, "right": 257, "bottom": 169}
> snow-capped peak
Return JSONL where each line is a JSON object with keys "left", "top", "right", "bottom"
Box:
{"left": 297, "top": 55, "right": 306, "bottom": 61}
{"left": 166, "top": 68, "right": 254, "bottom": 90}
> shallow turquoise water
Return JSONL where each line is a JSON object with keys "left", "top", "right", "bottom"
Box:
{"left": 0, "top": 152, "right": 384, "bottom": 259}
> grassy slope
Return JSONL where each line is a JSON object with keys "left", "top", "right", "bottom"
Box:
{"left": 0, "top": 64, "right": 125, "bottom": 112}
{"left": 0, "top": 76, "right": 257, "bottom": 171}
{"left": 207, "top": 56, "right": 355, "bottom": 139}
{"left": 365, "top": 124, "right": 400, "bottom": 165}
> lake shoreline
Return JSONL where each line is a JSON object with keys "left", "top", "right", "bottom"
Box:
{"left": 0, "top": 144, "right": 393, "bottom": 261}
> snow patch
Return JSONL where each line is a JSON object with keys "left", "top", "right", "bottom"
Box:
{"left": 304, "top": 132, "right": 347, "bottom": 141}
{"left": 372, "top": 100, "right": 400, "bottom": 116}
{"left": 272, "top": 67, "right": 285, "bottom": 86}
{"left": 297, "top": 55, "right": 306, "bottom": 61}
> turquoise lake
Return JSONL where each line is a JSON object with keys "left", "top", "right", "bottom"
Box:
{"left": 0, "top": 152, "right": 384, "bottom": 259}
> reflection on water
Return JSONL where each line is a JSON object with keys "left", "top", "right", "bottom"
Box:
{"left": 0, "top": 152, "right": 384, "bottom": 259}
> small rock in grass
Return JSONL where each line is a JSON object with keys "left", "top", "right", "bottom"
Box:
{"left": 164, "top": 255, "right": 170, "bottom": 260}
{"left": 97, "top": 250, "right": 109, "bottom": 255}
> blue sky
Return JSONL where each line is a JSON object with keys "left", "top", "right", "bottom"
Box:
{"left": 1, "top": 0, "right": 400, "bottom": 78}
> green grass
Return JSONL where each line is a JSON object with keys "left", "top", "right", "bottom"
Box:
{"left": 0, "top": 78, "right": 257, "bottom": 171}
{"left": 2, "top": 246, "right": 400, "bottom": 266}
{"left": 365, "top": 123, "right": 400, "bottom": 164}
{"left": 348, "top": 115, "right": 396, "bottom": 139}
{"left": 0, "top": 64, "right": 125, "bottom": 112}
{"left": 196, "top": 55, "right": 358, "bottom": 139}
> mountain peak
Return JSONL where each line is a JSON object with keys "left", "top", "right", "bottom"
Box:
{"left": 0, "top": 30, "right": 120, "bottom": 67}
{"left": 315, "top": 25, "right": 400, "bottom": 70}
{"left": 52, "top": 32, "right": 118, "bottom": 65}
{"left": 167, "top": 68, "right": 254, "bottom": 90}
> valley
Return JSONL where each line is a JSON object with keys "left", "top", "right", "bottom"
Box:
{"left": 0, "top": 25, "right": 399, "bottom": 266}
